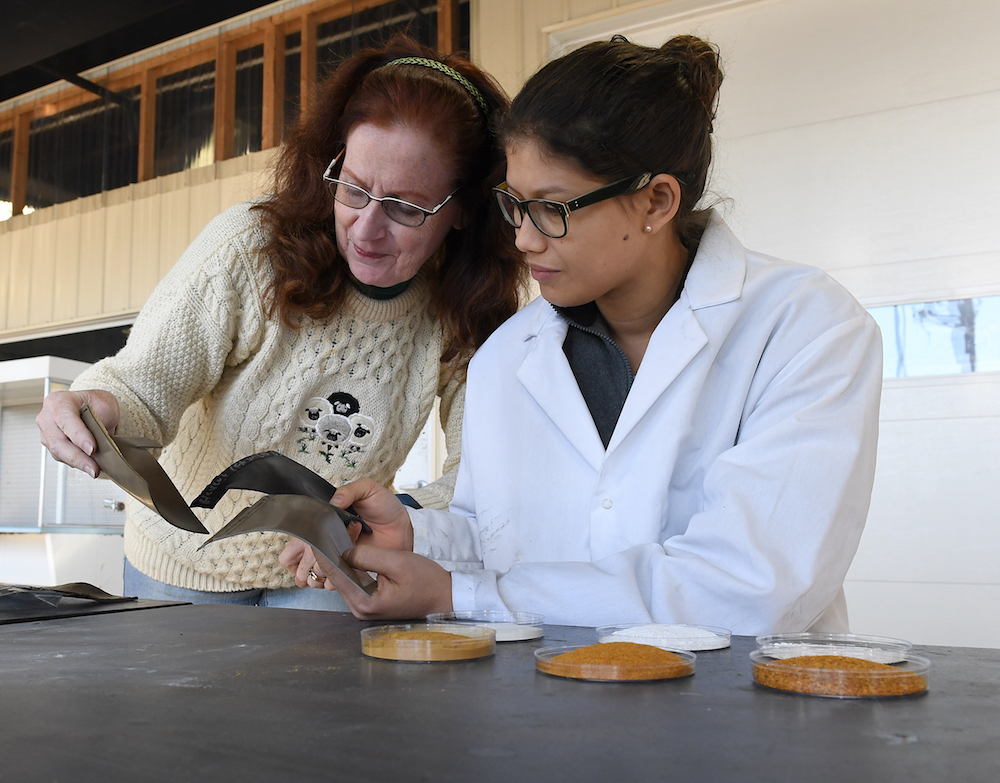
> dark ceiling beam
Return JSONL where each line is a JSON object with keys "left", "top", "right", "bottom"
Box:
{"left": 31, "top": 64, "right": 137, "bottom": 109}
{"left": 0, "top": 0, "right": 277, "bottom": 104}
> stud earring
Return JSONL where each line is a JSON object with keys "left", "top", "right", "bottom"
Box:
{"left": 644, "top": 225, "right": 652, "bottom": 233}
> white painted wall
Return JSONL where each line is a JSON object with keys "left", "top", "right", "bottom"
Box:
{"left": 551, "top": 0, "right": 1000, "bottom": 646}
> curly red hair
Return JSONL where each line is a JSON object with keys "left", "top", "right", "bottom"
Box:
{"left": 253, "top": 35, "right": 527, "bottom": 361}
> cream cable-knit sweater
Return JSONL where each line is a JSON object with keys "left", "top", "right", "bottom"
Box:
{"left": 73, "top": 201, "right": 465, "bottom": 591}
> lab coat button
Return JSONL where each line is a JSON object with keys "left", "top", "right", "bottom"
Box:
{"left": 601, "top": 498, "right": 613, "bottom": 509}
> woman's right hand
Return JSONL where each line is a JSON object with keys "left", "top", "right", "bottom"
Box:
{"left": 36, "top": 390, "right": 121, "bottom": 478}
{"left": 332, "top": 478, "right": 414, "bottom": 552}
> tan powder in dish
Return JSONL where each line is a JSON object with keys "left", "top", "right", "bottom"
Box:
{"left": 537, "top": 642, "right": 693, "bottom": 682}
{"left": 361, "top": 627, "right": 495, "bottom": 662}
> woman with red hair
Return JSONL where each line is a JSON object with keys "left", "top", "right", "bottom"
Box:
{"left": 37, "top": 36, "right": 526, "bottom": 609}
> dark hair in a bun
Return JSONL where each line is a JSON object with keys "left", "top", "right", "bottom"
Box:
{"left": 499, "top": 34, "right": 723, "bottom": 249}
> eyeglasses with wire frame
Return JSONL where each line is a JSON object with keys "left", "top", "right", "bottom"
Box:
{"left": 492, "top": 172, "right": 654, "bottom": 239}
{"left": 322, "top": 150, "right": 459, "bottom": 228}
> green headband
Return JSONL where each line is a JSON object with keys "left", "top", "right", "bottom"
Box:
{"left": 381, "top": 56, "right": 489, "bottom": 115}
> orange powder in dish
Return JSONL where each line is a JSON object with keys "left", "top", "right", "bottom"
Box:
{"left": 754, "top": 654, "right": 927, "bottom": 697}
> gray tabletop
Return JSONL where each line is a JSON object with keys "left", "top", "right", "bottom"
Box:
{"left": 1, "top": 603, "right": 997, "bottom": 782}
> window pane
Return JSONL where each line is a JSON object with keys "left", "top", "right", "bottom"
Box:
{"left": 284, "top": 31, "right": 302, "bottom": 130}
{"left": 869, "top": 296, "right": 1000, "bottom": 378}
{"left": 316, "top": 0, "right": 439, "bottom": 81}
{"left": 155, "top": 61, "right": 216, "bottom": 177}
{"left": 23, "top": 88, "right": 140, "bottom": 210}
{"left": 235, "top": 44, "right": 264, "bottom": 157}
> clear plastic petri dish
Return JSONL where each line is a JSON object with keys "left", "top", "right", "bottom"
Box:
{"left": 426, "top": 610, "right": 544, "bottom": 642}
{"left": 755, "top": 632, "right": 913, "bottom": 664}
{"left": 361, "top": 623, "right": 495, "bottom": 662}
{"left": 750, "top": 648, "right": 930, "bottom": 698}
{"left": 534, "top": 643, "right": 696, "bottom": 682}
{"left": 596, "top": 623, "right": 730, "bottom": 651}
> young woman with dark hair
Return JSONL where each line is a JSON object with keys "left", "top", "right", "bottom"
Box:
{"left": 36, "top": 36, "right": 527, "bottom": 610}
{"left": 306, "top": 36, "right": 883, "bottom": 634}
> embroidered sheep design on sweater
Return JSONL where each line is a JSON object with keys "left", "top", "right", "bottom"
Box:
{"left": 298, "top": 392, "right": 376, "bottom": 468}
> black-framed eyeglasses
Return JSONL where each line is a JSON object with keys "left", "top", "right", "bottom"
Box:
{"left": 492, "top": 172, "right": 654, "bottom": 239}
{"left": 322, "top": 150, "right": 458, "bottom": 228}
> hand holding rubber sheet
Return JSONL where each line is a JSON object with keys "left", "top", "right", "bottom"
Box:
{"left": 80, "top": 403, "right": 208, "bottom": 534}
{"left": 199, "top": 495, "right": 378, "bottom": 596}
{"left": 80, "top": 408, "right": 375, "bottom": 595}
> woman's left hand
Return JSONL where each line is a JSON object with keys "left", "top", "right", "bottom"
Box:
{"left": 320, "top": 544, "right": 453, "bottom": 620}
{"left": 278, "top": 538, "right": 330, "bottom": 589}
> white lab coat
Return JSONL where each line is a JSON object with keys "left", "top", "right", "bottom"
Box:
{"left": 410, "top": 214, "right": 882, "bottom": 634}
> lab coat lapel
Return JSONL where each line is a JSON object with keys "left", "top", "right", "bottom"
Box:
{"left": 607, "top": 213, "right": 747, "bottom": 454}
{"left": 516, "top": 308, "right": 605, "bottom": 472}
{"left": 606, "top": 304, "right": 707, "bottom": 453}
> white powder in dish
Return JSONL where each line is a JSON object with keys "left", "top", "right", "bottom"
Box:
{"left": 607, "top": 624, "right": 729, "bottom": 651}
{"left": 761, "top": 643, "right": 907, "bottom": 664}
{"left": 486, "top": 622, "right": 544, "bottom": 642}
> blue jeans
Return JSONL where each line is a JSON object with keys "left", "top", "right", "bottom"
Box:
{"left": 123, "top": 558, "right": 351, "bottom": 611}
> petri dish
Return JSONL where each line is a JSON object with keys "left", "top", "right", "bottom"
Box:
{"left": 755, "top": 632, "right": 913, "bottom": 664}
{"left": 597, "top": 623, "right": 730, "bottom": 651}
{"left": 535, "top": 642, "right": 695, "bottom": 682}
{"left": 426, "top": 610, "right": 544, "bottom": 642}
{"left": 750, "top": 649, "right": 930, "bottom": 698}
{"left": 361, "top": 623, "right": 495, "bottom": 662}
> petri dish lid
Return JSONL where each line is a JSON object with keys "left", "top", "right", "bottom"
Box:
{"left": 750, "top": 648, "right": 930, "bottom": 699}
{"left": 597, "top": 623, "right": 730, "bottom": 651}
{"left": 534, "top": 643, "right": 695, "bottom": 682}
{"left": 361, "top": 623, "right": 495, "bottom": 662}
{"left": 755, "top": 632, "right": 913, "bottom": 664}
{"left": 427, "top": 610, "right": 544, "bottom": 642}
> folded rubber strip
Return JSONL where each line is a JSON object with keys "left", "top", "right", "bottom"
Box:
{"left": 80, "top": 404, "right": 208, "bottom": 534}
{"left": 192, "top": 451, "right": 336, "bottom": 507}
{"left": 199, "top": 494, "right": 378, "bottom": 596}
{"left": 191, "top": 451, "right": 371, "bottom": 534}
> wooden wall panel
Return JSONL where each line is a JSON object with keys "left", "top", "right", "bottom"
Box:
{"left": 220, "top": 166, "right": 257, "bottom": 212}
{"left": 76, "top": 195, "right": 107, "bottom": 319}
{"left": 473, "top": 0, "right": 619, "bottom": 96}
{"left": 10, "top": 112, "right": 32, "bottom": 217}
{"left": 7, "top": 227, "right": 33, "bottom": 329}
{"left": 157, "top": 180, "right": 193, "bottom": 280}
{"left": 474, "top": 1, "right": 526, "bottom": 95}
{"left": 299, "top": 12, "right": 317, "bottom": 119}
{"left": 128, "top": 180, "right": 163, "bottom": 310}
{"left": 261, "top": 21, "right": 285, "bottom": 150}
{"left": 28, "top": 215, "right": 57, "bottom": 325}
{"left": 187, "top": 176, "right": 223, "bottom": 245}
{"left": 216, "top": 155, "right": 249, "bottom": 209}
{"left": 567, "top": 0, "right": 614, "bottom": 23}
{"left": 52, "top": 200, "right": 83, "bottom": 323}
{"left": 0, "top": 159, "right": 268, "bottom": 338}
{"left": 437, "top": 0, "right": 460, "bottom": 54}
{"left": 102, "top": 189, "right": 133, "bottom": 315}
{"left": 214, "top": 37, "right": 237, "bottom": 164}
{"left": 0, "top": 228, "right": 11, "bottom": 331}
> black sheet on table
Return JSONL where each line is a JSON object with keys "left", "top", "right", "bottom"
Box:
{"left": 0, "top": 582, "right": 187, "bottom": 624}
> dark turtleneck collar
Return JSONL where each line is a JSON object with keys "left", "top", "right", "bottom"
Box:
{"left": 349, "top": 276, "right": 415, "bottom": 300}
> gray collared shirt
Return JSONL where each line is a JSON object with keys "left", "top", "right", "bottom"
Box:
{"left": 555, "top": 302, "right": 634, "bottom": 449}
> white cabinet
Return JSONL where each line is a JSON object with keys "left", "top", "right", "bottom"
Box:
{"left": 0, "top": 356, "right": 125, "bottom": 594}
